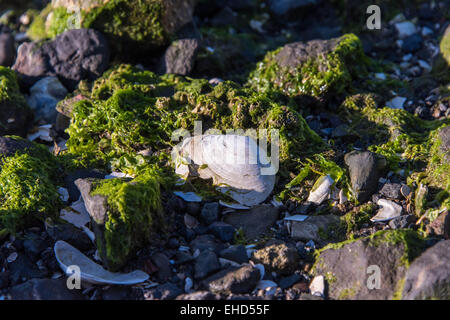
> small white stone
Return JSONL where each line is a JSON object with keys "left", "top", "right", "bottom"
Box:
{"left": 310, "top": 275, "right": 325, "bottom": 296}
{"left": 386, "top": 96, "right": 407, "bottom": 109}
{"left": 402, "top": 53, "right": 413, "bottom": 61}
{"left": 395, "top": 21, "right": 416, "bottom": 38}
{"left": 307, "top": 175, "right": 334, "bottom": 205}
{"left": 418, "top": 60, "right": 431, "bottom": 71}
{"left": 421, "top": 26, "right": 433, "bottom": 37}
{"left": 375, "top": 73, "right": 386, "bottom": 80}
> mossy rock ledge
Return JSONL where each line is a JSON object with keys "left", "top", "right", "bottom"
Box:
{"left": 75, "top": 170, "right": 164, "bottom": 271}
{"left": 312, "top": 229, "right": 426, "bottom": 300}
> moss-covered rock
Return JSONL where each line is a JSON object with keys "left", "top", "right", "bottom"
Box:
{"left": 0, "top": 67, "right": 33, "bottom": 136}
{"left": 0, "top": 137, "right": 62, "bottom": 234}
{"left": 65, "top": 64, "right": 326, "bottom": 174}
{"left": 75, "top": 167, "right": 163, "bottom": 271}
{"left": 29, "top": 0, "right": 195, "bottom": 59}
{"left": 313, "top": 229, "right": 425, "bottom": 300}
{"left": 432, "top": 25, "right": 450, "bottom": 84}
{"left": 247, "top": 33, "right": 369, "bottom": 101}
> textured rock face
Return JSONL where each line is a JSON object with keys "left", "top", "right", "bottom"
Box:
{"left": 205, "top": 265, "right": 261, "bottom": 295}
{"left": 13, "top": 28, "right": 110, "bottom": 90}
{"left": 252, "top": 243, "right": 300, "bottom": 276}
{"left": 0, "top": 136, "right": 36, "bottom": 157}
{"left": 344, "top": 150, "right": 387, "bottom": 203}
{"left": 313, "top": 230, "right": 424, "bottom": 300}
{"left": 10, "top": 278, "right": 85, "bottom": 300}
{"left": 290, "top": 215, "right": 340, "bottom": 241}
{"left": 402, "top": 239, "right": 450, "bottom": 300}
{"left": 0, "top": 29, "right": 15, "bottom": 67}
{"left": 161, "top": 38, "right": 199, "bottom": 75}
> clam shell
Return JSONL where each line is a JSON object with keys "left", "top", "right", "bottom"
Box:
{"left": 371, "top": 199, "right": 402, "bottom": 222}
{"left": 173, "top": 135, "right": 275, "bottom": 206}
{"left": 54, "top": 240, "right": 148, "bottom": 285}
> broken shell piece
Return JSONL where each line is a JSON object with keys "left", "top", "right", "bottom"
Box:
{"left": 174, "top": 191, "right": 202, "bottom": 202}
{"left": 59, "top": 197, "right": 95, "bottom": 242}
{"left": 54, "top": 241, "right": 149, "bottom": 285}
{"left": 256, "top": 280, "right": 278, "bottom": 290}
{"left": 284, "top": 215, "right": 309, "bottom": 222}
{"left": 339, "top": 189, "right": 348, "bottom": 204}
{"left": 27, "top": 124, "right": 53, "bottom": 142}
{"left": 371, "top": 199, "right": 402, "bottom": 222}
{"left": 173, "top": 135, "right": 276, "bottom": 207}
{"left": 307, "top": 175, "right": 334, "bottom": 205}
{"left": 219, "top": 200, "right": 250, "bottom": 210}
{"left": 310, "top": 275, "right": 325, "bottom": 296}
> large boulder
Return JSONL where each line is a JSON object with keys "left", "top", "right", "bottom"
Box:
{"left": 313, "top": 229, "right": 425, "bottom": 300}
{"left": 13, "top": 28, "right": 109, "bottom": 90}
{"left": 401, "top": 239, "right": 450, "bottom": 300}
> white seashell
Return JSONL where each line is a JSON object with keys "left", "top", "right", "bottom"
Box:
{"left": 27, "top": 124, "right": 53, "bottom": 142}
{"left": 174, "top": 191, "right": 202, "bottom": 202}
{"left": 371, "top": 199, "right": 402, "bottom": 222}
{"left": 307, "top": 175, "right": 334, "bottom": 205}
{"left": 310, "top": 275, "right": 325, "bottom": 296}
{"left": 173, "top": 135, "right": 276, "bottom": 206}
{"left": 54, "top": 241, "right": 148, "bottom": 285}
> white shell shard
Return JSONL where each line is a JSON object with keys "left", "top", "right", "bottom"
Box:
{"left": 219, "top": 200, "right": 250, "bottom": 210}
{"left": 60, "top": 197, "right": 95, "bottom": 242}
{"left": 54, "top": 241, "right": 149, "bottom": 285}
{"left": 307, "top": 175, "right": 334, "bottom": 205}
{"left": 174, "top": 191, "right": 203, "bottom": 202}
{"left": 256, "top": 280, "right": 278, "bottom": 290}
{"left": 173, "top": 135, "right": 276, "bottom": 206}
{"left": 371, "top": 199, "right": 403, "bottom": 222}
{"left": 284, "top": 214, "right": 309, "bottom": 222}
{"left": 310, "top": 275, "right": 325, "bottom": 296}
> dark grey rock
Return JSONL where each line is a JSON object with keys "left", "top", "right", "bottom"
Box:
{"left": 0, "top": 271, "right": 9, "bottom": 289}
{"left": 219, "top": 245, "right": 249, "bottom": 264}
{"left": 10, "top": 278, "right": 85, "bottom": 300}
{"left": 151, "top": 252, "right": 172, "bottom": 282}
{"left": 223, "top": 205, "right": 279, "bottom": 240}
{"left": 190, "top": 234, "right": 226, "bottom": 254}
{"left": 0, "top": 136, "right": 36, "bottom": 157}
{"left": 402, "top": 34, "right": 422, "bottom": 53}
{"left": 402, "top": 240, "right": 450, "bottom": 300}
{"left": 176, "top": 291, "right": 220, "bottom": 300}
{"left": 207, "top": 222, "right": 235, "bottom": 242}
{"left": 101, "top": 286, "right": 133, "bottom": 300}
{"left": 161, "top": 38, "right": 199, "bottom": 75}
{"left": 389, "top": 215, "right": 416, "bottom": 229}
{"left": 205, "top": 265, "right": 260, "bottom": 295}
{"left": 195, "top": 250, "right": 221, "bottom": 279}
{"left": 23, "top": 233, "right": 48, "bottom": 262}
{"left": 344, "top": 151, "right": 387, "bottom": 203}
{"left": 252, "top": 243, "right": 300, "bottom": 276}
{"left": 210, "top": 7, "right": 238, "bottom": 27}
{"left": 268, "top": 0, "right": 319, "bottom": 17}
{"left": 290, "top": 215, "right": 340, "bottom": 241}
{"left": 65, "top": 169, "right": 105, "bottom": 202}
{"left": 0, "top": 30, "right": 15, "bottom": 67}
{"left": 13, "top": 28, "right": 110, "bottom": 90}
{"left": 279, "top": 274, "right": 302, "bottom": 289}
{"left": 46, "top": 222, "right": 92, "bottom": 251}
{"left": 146, "top": 282, "right": 183, "bottom": 300}
{"left": 8, "top": 253, "right": 47, "bottom": 285}
{"left": 201, "top": 202, "right": 219, "bottom": 225}
{"left": 379, "top": 183, "right": 403, "bottom": 200}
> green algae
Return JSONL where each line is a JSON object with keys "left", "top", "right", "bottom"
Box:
{"left": 0, "top": 142, "right": 62, "bottom": 234}
{"left": 90, "top": 167, "right": 163, "bottom": 271}
{"left": 66, "top": 64, "right": 325, "bottom": 175}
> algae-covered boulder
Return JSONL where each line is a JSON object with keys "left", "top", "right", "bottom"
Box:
{"left": 313, "top": 229, "right": 425, "bottom": 300}
{"left": 75, "top": 169, "right": 164, "bottom": 271}
{"left": 247, "top": 34, "right": 369, "bottom": 101}
{"left": 0, "top": 67, "right": 33, "bottom": 136}
{"left": 65, "top": 64, "right": 325, "bottom": 174}
{"left": 0, "top": 137, "right": 62, "bottom": 234}
{"left": 30, "top": 0, "right": 195, "bottom": 59}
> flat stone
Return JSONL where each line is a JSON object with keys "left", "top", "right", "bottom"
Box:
{"left": 251, "top": 243, "right": 300, "bottom": 276}
{"left": 204, "top": 265, "right": 260, "bottom": 295}
{"left": 10, "top": 278, "right": 85, "bottom": 300}
{"left": 219, "top": 245, "right": 249, "bottom": 264}
{"left": 290, "top": 215, "right": 340, "bottom": 241}
{"left": 194, "top": 250, "right": 221, "bottom": 279}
